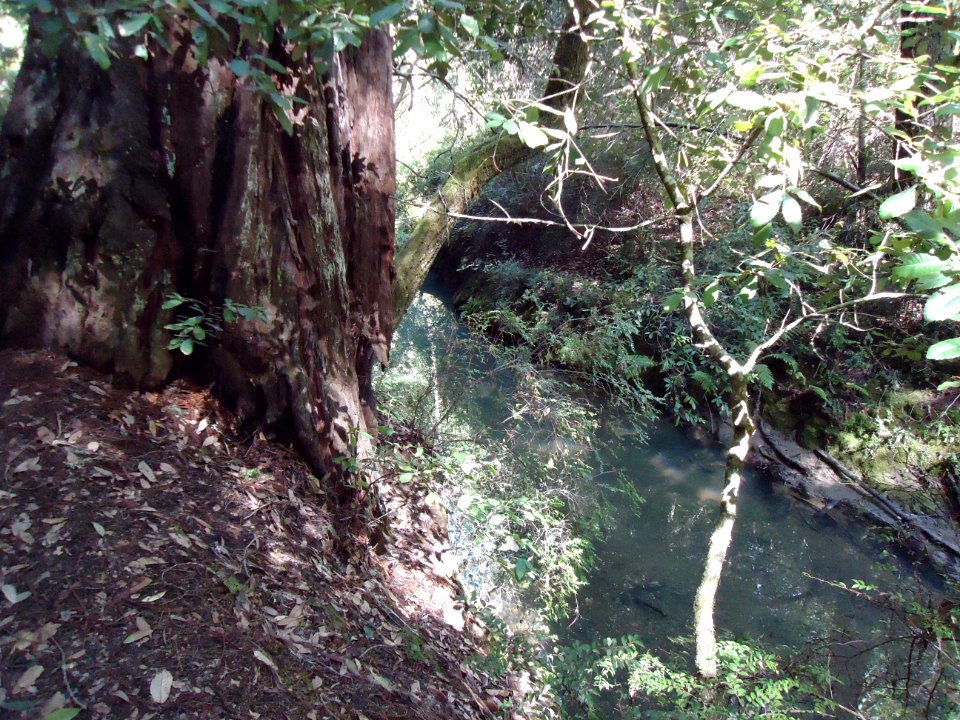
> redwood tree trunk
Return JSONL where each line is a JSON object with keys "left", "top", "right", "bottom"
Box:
{"left": 0, "top": 23, "right": 395, "bottom": 493}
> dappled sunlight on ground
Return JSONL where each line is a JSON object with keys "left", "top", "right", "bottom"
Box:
{"left": 0, "top": 349, "right": 510, "bottom": 719}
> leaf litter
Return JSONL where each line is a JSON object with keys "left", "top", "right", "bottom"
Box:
{"left": 0, "top": 349, "right": 518, "bottom": 719}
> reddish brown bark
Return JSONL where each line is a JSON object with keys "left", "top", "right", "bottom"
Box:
{"left": 0, "top": 23, "right": 395, "bottom": 496}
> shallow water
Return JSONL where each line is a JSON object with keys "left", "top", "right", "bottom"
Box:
{"left": 572, "top": 420, "right": 905, "bottom": 651}
{"left": 383, "top": 285, "right": 942, "bottom": 714}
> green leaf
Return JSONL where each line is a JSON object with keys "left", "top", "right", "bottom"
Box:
{"left": 82, "top": 32, "right": 111, "bottom": 69}
{"left": 937, "top": 380, "right": 960, "bottom": 391}
{"left": 750, "top": 190, "right": 783, "bottom": 227}
{"left": 781, "top": 194, "right": 802, "bottom": 232}
{"left": 924, "top": 282, "right": 960, "bottom": 321}
{"left": 369, "top": 670, "right": 394, "bottom": 692}
{"left": 485, "top": 111, "right": 506, "bottom": 129}
{"left": 42, "top": 710, "right": 82, "bottom": 720}
{"left": 393, "top": 26, "right": 423, "bottom": 56}
{"left": 663, "top": 292, "right": 683, "bottom": 312}
{"left": 223, "top": 575, "right": 244, "bottom": 594}
{"left": 764, "top": 113, "right": 784, "bottom": 139}
{"left": 927, "top": 338, "right": 960, "bottom": 361}
{"left": 370, "top": 2, "right": 404, "bottom": 27}
{"left": 514, "top": 556, "right": 534, "bottom": 580}
{"left": 790, "top": 188, "right": 821, "bottom": 208}
{"left": 186, "top": 0, "right": 219, "bottom": 27}
{"left": 1, "top": 700, "right": 38, "bottom": 711}
{"left": 272, "top": 103, "right": 293, "bottom": 134}
{"left": 517, "top": 121, "right": 549, "bottom": 148}
{"left": 726, "top": 90, "right": 775, "bottom": 111}
{"left": 259, "top": 56, "right": 289, "bottom": 75}
{"left": 751, "top": 363, "right": 774, "bottom": 390}
{"left": 418, "top": 13, "right": 437, "bottom": 34}
{"left": 892, "top": 252, "right": 950, "bottom": 282}
{"left": 162, "top": 297, "right": 184, "bottom": 310}
{"left": 763, "top": 268, "right": 788, "bottom": 291}
{"left": 702, "top": 280, "right": 721, "bottom": 308}
{"left": 891, "top": 156, "right": 923, "bottom": 173}
{"left": 902, "top": 210, "right": 941, "bottom": 239}
{"left": 118, "top": 13, "right": 151, "bottom": 37}
{"left": 230, "top": 59, "right": 250, "bottom": 77}
{"left": 878, "top": 186, "right": 916, "bottom": 219}
{"left": 192, "top": 325, "right": 207, "bottom": 340}
{"left": 459, "top": 13, "right": 480, "bottom": 38}
{"left": 179, "top": 337, "right": 194, "bottom": 356}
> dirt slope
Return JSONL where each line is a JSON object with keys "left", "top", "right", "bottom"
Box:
{"left": 0, "top": 349, "right": 510, "bottom": 719}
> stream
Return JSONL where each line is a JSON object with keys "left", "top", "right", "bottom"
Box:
{"left": 380, "top": 283, "right": 945, "bottom": 716}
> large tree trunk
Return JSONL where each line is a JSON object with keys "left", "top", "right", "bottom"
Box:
{"left": 0, "top": 22, "right": 395, "bottom": 495}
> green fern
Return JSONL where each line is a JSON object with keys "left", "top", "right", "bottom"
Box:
{"left": 751, "top": 363, "right": 775, "bottom": 390}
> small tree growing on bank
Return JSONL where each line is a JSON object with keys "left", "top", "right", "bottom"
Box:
{"left": 569, "top": 0, "right": 959, "bottom": 679}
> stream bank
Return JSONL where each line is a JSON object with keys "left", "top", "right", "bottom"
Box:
{"left": 382, "top": 285, "right": 960, "bottom": 718}
{"left": 426, "top": 155, "right": 960, "bottom": 589}
{"left": 0, "top": 348, "right": 511, "bottom": 719}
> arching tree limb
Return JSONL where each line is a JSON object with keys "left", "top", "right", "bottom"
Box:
{"left": 392, "top": 0, "right": 593, "bottom": 321}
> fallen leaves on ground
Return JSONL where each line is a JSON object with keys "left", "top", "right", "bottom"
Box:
{"left": 0, "top": 349, "right": 514, "bottom": 719}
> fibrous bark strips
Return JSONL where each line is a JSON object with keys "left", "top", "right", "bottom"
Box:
{"left": 0, "top": 23, "right": 395, "bottom": 487}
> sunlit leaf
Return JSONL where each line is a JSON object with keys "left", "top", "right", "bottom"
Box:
{"left": 892, "top": 252, "right": 952, "bottom": 285}
{"left": 459, "top": 13, "right": 479, "bottom": 38}
{"left": 927, "top": 338, "right": 960, "bottom": 361}
{"left": 781, "top": 195, "right": 802, "bottom": 232}
{"left": 517, "top": 121, "right": 549, "bottom": 148}
{"left": 750, "top": 191, "right": 783, "bottom": 227}
{"left": 878, "top": 186, "right": 916, "bottom": 219}
{"left": 726, "top": 90, "right": 775, "bottom": 111}
{"left": 924, "top": 282, "right": 960, "bottom": 321}
{"left": 118, "top": 13, "right": 151, "bottom": 37}
{"left": 150, "top": 670, "right": 173, "bottom": 704}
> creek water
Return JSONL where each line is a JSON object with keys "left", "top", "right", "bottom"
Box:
{"left": 382, "top": 284, "right": 942, "bottom": 715}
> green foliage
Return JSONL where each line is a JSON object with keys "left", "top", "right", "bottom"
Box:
{"left": 162, "top": 293, "right": 266, "bottom": 355}
{"left": 9, "top": 0, "right": 519, "bottom": 133}
{"left": 376, "top": 293, "right": 610, "bottom": 619}
{"left": 461, "top": 263, "right": 662, "bottom": 423}
{"left": 543, "top": 635, "right": 831, "bottom": 720}
{"left": 487, "top": 0, "right": 960, "bottom": 448}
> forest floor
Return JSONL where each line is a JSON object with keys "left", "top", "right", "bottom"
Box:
{"left": 0, "top": 349, "right": 514, "bottom": 720}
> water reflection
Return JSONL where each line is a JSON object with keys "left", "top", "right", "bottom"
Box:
{"left": 383, "top": 285, "right": 944, "bottom": 715}
{"left": 574, "top": 421, "right": 913, "bottom": 650}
